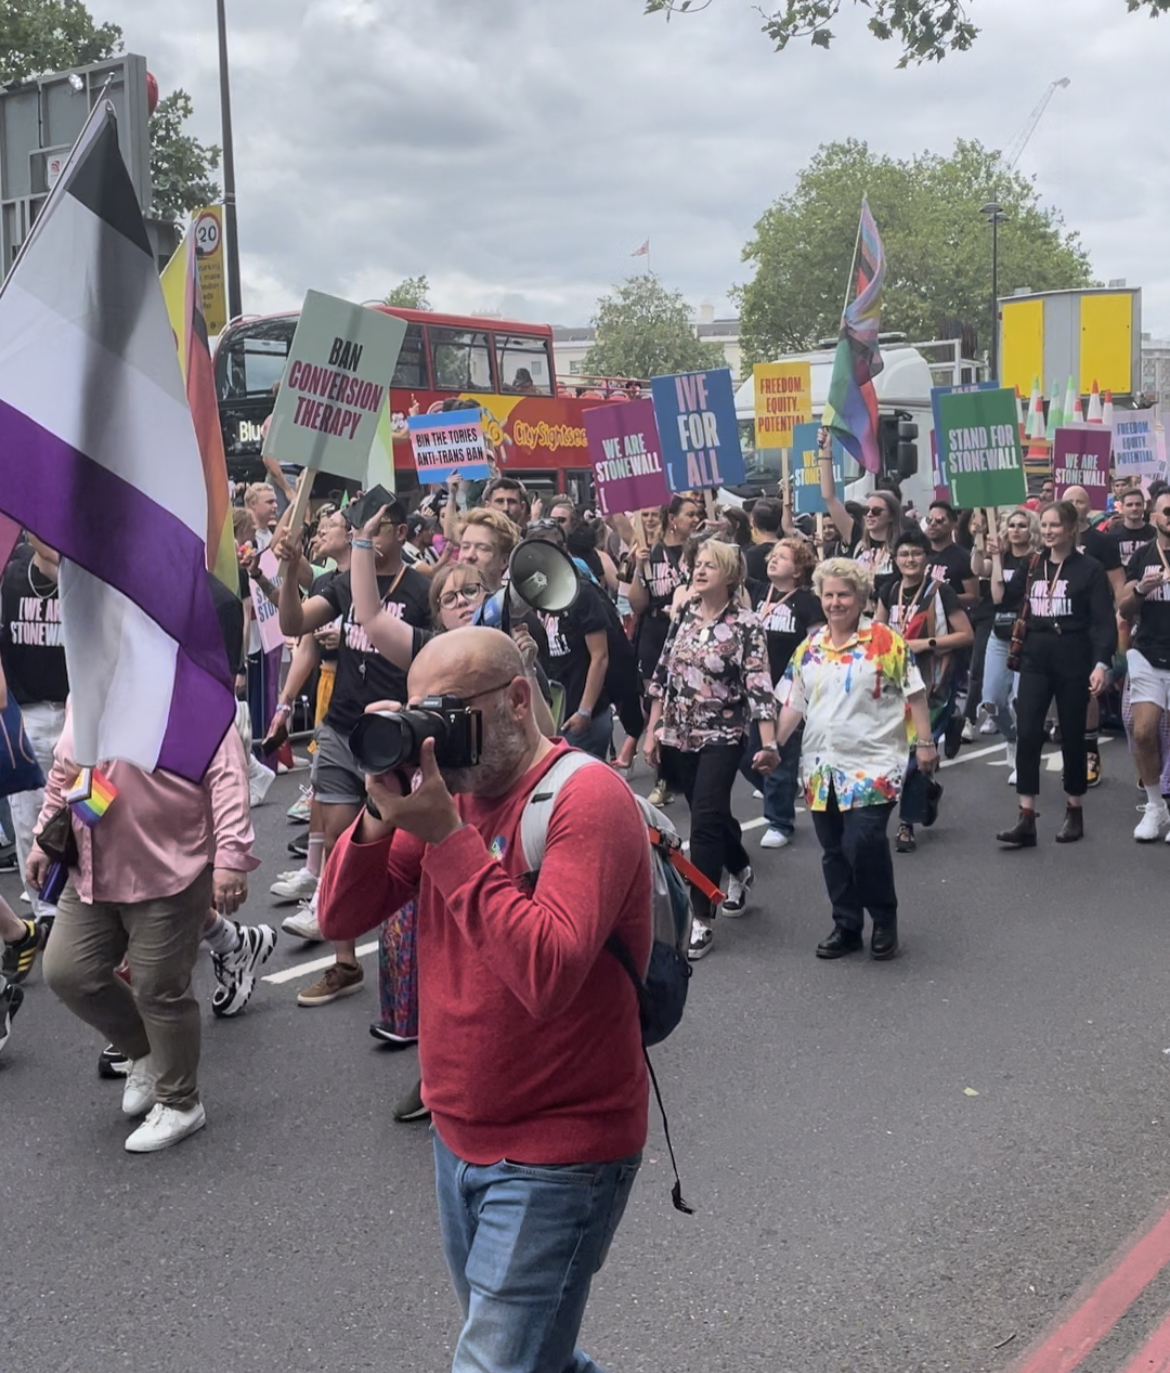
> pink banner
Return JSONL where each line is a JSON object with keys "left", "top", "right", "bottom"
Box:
{"left": 1054, "top": 427, "right": 1111, "bottom": 510}
{"left": 583, "top": 398, "right": 671, "bottom": 516}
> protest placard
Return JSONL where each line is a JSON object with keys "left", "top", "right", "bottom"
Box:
{"left": 753, "top": 362, "right": 811, "bottom": 449}
{"left": 583, "top": 398, "right": 671, "bottom": 515}
{"left": 937, "top": 387, "right": 1027, "bottom": 509}
{"left": 262, "top": 290, "right": 406, "bottom": 482}
{"left": 790, "top": 423, "right": 844, "bottom": 514}
{"left": 408, "top": 409, "right": 491, "bottom": 484}
{"left": 254, "top": 549, "right": 285, "bottom": 654}
{"left": 1113, "top": 410, "right": 1162, "bottom": 485}
{"left": 930, "top": 381, "right": 996, "bottom": 480}
{"left": 1053, "top": 427, "right": 1111, "bottom": 509}
{"left": 651, "top": 367, "right": 746, "bottom": 491}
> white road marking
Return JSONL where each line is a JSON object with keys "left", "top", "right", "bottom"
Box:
{"left": 262, "top": 939, "right": 379, "bottom": 985}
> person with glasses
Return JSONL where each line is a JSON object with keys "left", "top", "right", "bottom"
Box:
{"left": 816, "top": 429, "right": 901, "bottom": 602}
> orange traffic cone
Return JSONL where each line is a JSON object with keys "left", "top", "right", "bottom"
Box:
{"left": 1071, "top": 390, "right": 1085, "bottom": 424}
{"left": 1102, "top": 389, "right": 1114, "bottom": 428}
{"left": 1087, "top": 380, "right": 1103, "bottom": 424}
{"left": 1024, "top": 382, "right": 1050, "bottom": 468}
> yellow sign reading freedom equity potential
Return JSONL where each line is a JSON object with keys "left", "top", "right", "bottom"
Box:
{"left": 753, "top": 361, "right": 812, "bottom": 449}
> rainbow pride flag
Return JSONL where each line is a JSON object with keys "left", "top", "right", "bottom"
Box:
{"left": 65, "top": 767, "right": 119, "bottom": 828}
{"left": 824, "top": 198, "right": 886, "bottom": 474}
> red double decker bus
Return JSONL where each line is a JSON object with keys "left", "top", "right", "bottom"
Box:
{"left": 214, "top": 305, "right": 610, "bottom": 501}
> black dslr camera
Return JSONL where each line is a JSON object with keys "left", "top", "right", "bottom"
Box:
{"left": 349, "top": 696, "right": 482, "bottom": 776}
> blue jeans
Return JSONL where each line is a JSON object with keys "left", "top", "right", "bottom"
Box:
{"left": 433, "top": 1132, "right": 642, "bottom": 1373}
{"left": 980, "top": 633, "right": 1019, "bottom": 743}
{"left": 740, "top": 722, "right": 802, "bottom": 836}
{"left": 562, "top": 709, "right": 614, "bottom": 762}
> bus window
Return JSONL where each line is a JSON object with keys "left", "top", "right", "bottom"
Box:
{"left": 392, "top": 323, "right": 428, "bottom": 388}
{"left": 430, "top": 327, "right": 492, "bottom": 392}
{"left": 218, "top": 319, "right": 295, "bottom": 400}
{"left": 496, "top": 334, "right": 552, "bottom": 394}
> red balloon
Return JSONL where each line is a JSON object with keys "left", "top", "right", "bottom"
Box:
{"left": 146, "top": 71, "right": 159, "bottom": 117}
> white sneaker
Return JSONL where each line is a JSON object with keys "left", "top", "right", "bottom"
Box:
{"left": 125, "top": 1101, "right": 207, "bottom": 1153}
{"left": 687, "top": 917, "right": 713, "bottom": 961}
{"left": 722, "top": 865, "right": 754, "bottom": 916}
{"left": 281, "top": 898, "right": 322, "bottom": 942}
{"left": 1005, "top": 742, "right": 1017, "bottom": 786}
{"left": 759, "top": 827, "right": 790, "bottom": 849}
{"left": 961, "top": 720, "right": 976, "bottom": 743}
{"left": 979, "top": 716, "right": 999, "bottom": 735}
{"left": 287, "top": 788, "right": 312, "bottom": 823}
{"left": 1135, "top": 801, "right": 1170, "bottom": 842}
{"left": 269, "top": 867, "right": 318, "bottom": 903}
{"left": 248, "top": 755, "right": 275, "bottom": 808}
{"left": 211, "top": 922, "right": 278, "bottom": 1017}
{"left": 751, "top": 788, "right": 764, "bottom": 800}
{"left": 122, "top": 1056, "right": 158, "bottom": 1117}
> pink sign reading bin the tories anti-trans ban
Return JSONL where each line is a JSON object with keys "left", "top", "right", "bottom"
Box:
{"left": 582, "top": 398, "right": 671, "bottom": 516}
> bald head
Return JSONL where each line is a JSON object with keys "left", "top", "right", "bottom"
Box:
{"left": 409, "top": 626, "right": 525, "bottom": 701}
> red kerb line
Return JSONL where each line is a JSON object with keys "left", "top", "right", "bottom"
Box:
{"left": 1008, "top": 1206, "right": 1170, "bottom": 1373}
{"left": 1116, "top": 1306, "right": 1170, "bottom": 1373}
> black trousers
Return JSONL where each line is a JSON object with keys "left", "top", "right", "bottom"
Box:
{"left": 1014, "top": 630, "right": 1092, "bottom": 798}
{"left": 662, "top": 743, "right": 749, "bottom": 921}
{"left": 964, "top": 616, "right": 994, "bottom": 722}
{"left": 810, "top": 791, "right": 897, "bottom": 933}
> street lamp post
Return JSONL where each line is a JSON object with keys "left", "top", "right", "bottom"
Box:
{"left": 216, "top": 0, "right": 243, "bottom": 322}
{"left": 981, "top": 202, "right": 1006, "bottom": 384}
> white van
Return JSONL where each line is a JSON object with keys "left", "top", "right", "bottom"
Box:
{"left": 733, "top": 343, "right": 942, "bottom": 515}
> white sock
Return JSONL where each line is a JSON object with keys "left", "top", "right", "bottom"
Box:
{"left": 1146, "top": 784, "right": 1164, "bottom": 811}
{"left": 203, "top": 913, "right": 241, "bottom": 955}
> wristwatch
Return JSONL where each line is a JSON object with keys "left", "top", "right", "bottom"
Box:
{"left": 928, "top": 637, "right": 937, "bottom": 649}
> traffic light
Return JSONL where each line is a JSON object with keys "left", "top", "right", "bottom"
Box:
{"left": 896, "top": 416, "right": 919, "bottom": 478}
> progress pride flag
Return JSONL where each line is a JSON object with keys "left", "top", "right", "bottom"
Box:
{"left": 583, "top": 398, "right": 671, "bottom": 515}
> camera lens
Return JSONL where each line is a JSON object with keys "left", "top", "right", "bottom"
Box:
{"left": 349, "top": 709, "right": 452, "bottom": 774}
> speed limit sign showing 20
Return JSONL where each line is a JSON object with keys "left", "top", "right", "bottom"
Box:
{"left": 192, "top": 205, "right": 227, "bottom": 336}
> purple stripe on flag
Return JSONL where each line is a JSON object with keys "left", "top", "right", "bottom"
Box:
{"left": 0, "top": 398, "right": 233, "bottom": 778}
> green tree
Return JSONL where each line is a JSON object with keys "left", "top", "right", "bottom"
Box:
{"left": 736, "top": 138, "right": 1092, "bottom": 365}
{"left": 582, "top": 274, "right": 728, "bottom": 380}
{"left": 0, "top": 0, "right": 220, "bottom": 223}
{"left": 149, "top": 90, "right": 220, "bottom": 222}
{"left": 643, "top": 0, "right": 1169, "bottom": 66}
{"left": 383, "top": 275, "right": 432, "bottom": 309}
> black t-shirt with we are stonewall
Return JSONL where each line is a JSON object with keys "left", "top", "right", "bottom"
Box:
{"left": 0, "top": 546, "right": 69, "bottom": 706}
{"left": 317, "top": 566, "right": 432, "bottom": 734}
{"left": 1126, "top": 543, "right": 1170, "bottom": 670}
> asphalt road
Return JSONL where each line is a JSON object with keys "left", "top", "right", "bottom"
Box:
{"left": 6, "top": 732, "right": 1170, "bottom": 1373}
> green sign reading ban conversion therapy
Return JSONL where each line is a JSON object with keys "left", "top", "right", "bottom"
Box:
{"left": 937, "top": 386, "right": 1027, "bottom": 509}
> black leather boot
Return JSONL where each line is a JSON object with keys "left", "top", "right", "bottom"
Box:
{"left": 870, "top": 925, "right": 899, "bottom": 960}
{"left": 1054, "top": 804, "right": 1084, "bottom": 843}
{"left": 996, "top": 807, "right": 1037, "bottom": 848}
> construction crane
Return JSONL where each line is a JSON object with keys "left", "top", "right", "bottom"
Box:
{"left": 1000, "top": 77, "right": 1071, "bottom": 174}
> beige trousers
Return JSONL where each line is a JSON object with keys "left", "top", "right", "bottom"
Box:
{"left": 43, "top": 867, "right": 212, "bottom": 1109}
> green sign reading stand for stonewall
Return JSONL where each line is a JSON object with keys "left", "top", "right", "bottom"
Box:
{"left": 937, "top": 386, "right": 1027, "bottom": 509}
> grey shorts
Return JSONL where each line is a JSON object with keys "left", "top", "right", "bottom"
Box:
{"left": 310, "top": 721, "right": 366, "bottom": 806}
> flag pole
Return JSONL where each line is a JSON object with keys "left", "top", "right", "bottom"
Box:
{"left": 841, "top": 205, "right": 865, "bottom": 320}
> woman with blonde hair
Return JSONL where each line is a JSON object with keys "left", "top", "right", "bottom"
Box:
{"left": 971, "top": 506, "right": 1042, "bottom": 783}
{"left": 645, "top": 539, "right": 774, "bottom": 960}
{"left": 758, "top": 557, "right": 935, "bottom": 961}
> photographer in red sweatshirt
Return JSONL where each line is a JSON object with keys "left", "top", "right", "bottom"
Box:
{"left": 318, "top": 626, "right": 650, "bottom": 1373}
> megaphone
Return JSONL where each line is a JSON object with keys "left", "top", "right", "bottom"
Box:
{"left": 476, "top": 537, "right": 580, "bottom": 630}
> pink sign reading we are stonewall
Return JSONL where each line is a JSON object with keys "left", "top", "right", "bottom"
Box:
{"left": 583, "top": 398, "right": 671, "bottom": 516}
{"left": 1054, "top": 427, "right": 1112, "bottom": 511}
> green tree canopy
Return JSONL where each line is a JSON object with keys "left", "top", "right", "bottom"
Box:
{"left": 582, "top": 274, "right": 727, "bottom": 380}
{"left": 736, "top": 138, "right": 1092, "bottom": 365}
{"left": 0, "top": 0, "right": 220, "bottom": 224}
{"left": 644, "top": 0, "right": 1169, "bottom": 66}
{"left": 383, "top": 275, "right": 432, "bottom": 309}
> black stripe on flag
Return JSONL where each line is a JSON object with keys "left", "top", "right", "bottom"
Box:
{"left": 66, "top": 118, "right": 152, "bottom": 258}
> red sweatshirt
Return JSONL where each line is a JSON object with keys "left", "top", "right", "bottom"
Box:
{"left": 318, "top": 742, "right": 651, "bottom": 1165}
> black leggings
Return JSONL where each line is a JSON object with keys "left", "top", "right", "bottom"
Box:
{"left": 662, "top": 743, "right": 749, "bottom": 920}
{"left": 1014, "top": 631, "right": 1092, "bottom": 798}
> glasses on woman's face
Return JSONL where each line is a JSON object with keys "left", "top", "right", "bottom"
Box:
{"left": 865, "top": 506, "right": 885, "bottom": 518}
{"left": 439, "top": 584, "right": 485, "bottom": 610}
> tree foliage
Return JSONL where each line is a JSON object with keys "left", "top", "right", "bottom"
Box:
{"left": 582, "top": 274, "right": 727, "bottom": 380}
{"left": 0, "top": 0, "right": 220, "bottom": 224}
{"left": 644, "top": 0, "right": 1170, "bottom": 66}
{"left": 383, "top": 275, "right": 432, "bottom": 309}
{"left": 0, "top": 0, "right": 121, "bottom": 86}
{"left": 150, "top": 90, "right": 220, "bottom": 223}
{"left": 736, "top": 139, "right": 1092, "bottom": 365}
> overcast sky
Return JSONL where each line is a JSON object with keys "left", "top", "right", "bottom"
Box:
{"left": 114, "top": 0, "right": 1170, "bottom": 338}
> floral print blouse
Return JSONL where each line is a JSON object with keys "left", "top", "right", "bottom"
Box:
{"left": 648, "top": 600, "right": 774, "bottom": 752}
{"left": 776, "top": 621, "right": 925, "bottom": 811}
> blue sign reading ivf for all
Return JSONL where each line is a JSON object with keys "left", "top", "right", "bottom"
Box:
{"left": 651, "top": 367, "right": 746, "bottom": 492}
